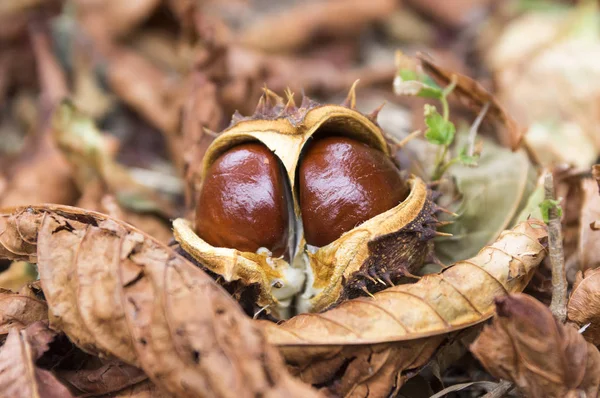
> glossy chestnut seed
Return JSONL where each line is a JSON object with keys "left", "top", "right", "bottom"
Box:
{"left": 195, "top": 143, "right": 290, "bottom": 257}
{"left": 299, "top": 136, "right": 408, "bottom": 247}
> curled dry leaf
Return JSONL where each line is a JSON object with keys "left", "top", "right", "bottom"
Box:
{"left": 0, "top": 204, "right": 317, "bottom": 398}
{"left": 260, "top": 220, "right": 547, "bottom": 396}
{"left": 0, "top": 288, "right": 47, "bottom": 335}
{"left": 568, "top": 268, "right": 600, "bottom": 346}
{"left": 471, "top": 294, "right": 600, "bottom": 398}
{"left": 417, "top": 53, "right": 524, "bottom": 151}
{"left": 0, "top": 321, "right": 74, "bottom": 398}
{"left": 579, "top": 178, "right": 600, "bottom": 270}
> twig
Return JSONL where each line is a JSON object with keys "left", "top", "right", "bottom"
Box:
{"left": 481, "top": 380, "right": 514, "bottom": 398}
{"left": 391, "top": 129, "right": 422, "bottom": 150}
{"left": 544, "top": 173, "right": 567, "bottom": 323}
{"left": 467, "top": 101, "right": 490, "bottom": 157}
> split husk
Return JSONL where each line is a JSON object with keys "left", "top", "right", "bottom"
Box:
{"left": 174, "top": 89, "right": 439, "bottom": 315}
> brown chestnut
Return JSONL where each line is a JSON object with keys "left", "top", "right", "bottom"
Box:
{"left": 195, "top": 143, "right": 290, "bottom": 256}
{"left": 299, "top": 136, "right": 408, "bottom": 247}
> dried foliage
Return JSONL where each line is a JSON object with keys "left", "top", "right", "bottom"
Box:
{"left": 0, "top": 287, "right": 47, "bottom": 335}
{"left": 261, "top": 220, "right": 547, "bottom": 396}
{"left": 568, "top": 268, "right": 600, "bottom": 347}
{"left": 0, "top": 322, "right": 74, "bottom": 398}
{"left": 472, "top": 294, "right": 600, "bottom": 398}
{"left": 2, "top": 1, "right": 600, "bottom": 397}
{"left": 0, "top": 205, "right": 317, "bottom": 397}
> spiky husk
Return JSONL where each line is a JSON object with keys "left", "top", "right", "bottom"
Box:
{"left": 176, "top": 85, "right": 439, "bottom": 317}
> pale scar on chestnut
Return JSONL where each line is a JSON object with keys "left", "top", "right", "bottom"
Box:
{"left": 174, "top": 86, "right": 442, "bottom": 316}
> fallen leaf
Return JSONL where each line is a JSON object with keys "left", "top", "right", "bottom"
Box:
{"left": 237, "top": 0, "right": 396, "bottom": 53}
{"left": 56, "top": 357, "right": 148, "bottom": 397}
{"left": 418, "top": 53, "right": 524, "bottom": 151}
{"left": 579, "top": 178, "right": 600, "bottom": 270}
{"left": 0, "top": 20, "right": 78, "bottom": 209}
{"left": 568, "top": 268, "right": 600, "bottom": 346}
{"left": 0, "top": 261, "right": 37, "bottom": 291}
{"left": 471, "top": 294, "right": 600, "bottom": 398}
{"left": 0, "top": 321, "right": 74, "bottom": 397}
{"left": 51, "top": 101, "right": 175, "bottom": 242}
{"left": 485, "top": 6, "right": 600, "bottom": 166}
{"left": 261, "top": 220, "right": 547, "bottom": 396}
{"left": 0, "top": 204, "right": 318, "bottom": 398}
{"left": 111, "top": 380, "right": 172, "bottom": 397}
{"left": 0, "top": 288, "right": 47, "bottom": 335}
{"left": 435, "top": 137, "right": 536, "bottom": 264}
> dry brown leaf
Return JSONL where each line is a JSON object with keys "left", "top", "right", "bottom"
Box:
{"left": 0, "top": 20, "right": 78, "bottom": 209}
{"left": 0, "top": 321, "right": 74, "bottom": 397}
{"left": 51, "top": 101, "right": 175, "bottom": 242}
{"left": 0, "top": 288, "right": 47, "bottom": 335}
{"left": 404, "top": 0, "right": 491, "bottom": 29}
{"left": 0, "top": 261, "right": 37, "bottom": 291}
{"left": 472, "top": 294, "right": 600, "bottom": 398}
{"left": 261, "top": 220, "right": 547, "bottom": 396}
{"left": 579, "top": 178, "right": 600, "bottom": 270}
{"left": 105, "top": 47, "right": 183, "bottom": 137}
{"left": 593, "top": 164, "right": 600, "bottom": 193}
{"left": 417, "top": 53, "right": 524, "bottom": 151}
{"left": 56, "top": 357, "right": 148, "bottom": 397}
{"left": 237, "top": 0, "right": 396, "bottom": 53}
{"left": 112, "top": 380, "right": 172, "bottom": 397}
{"left": 0, "top": 204, "right": 318, "bottom": 398}
{"left": 180, "top": 72, "right": 222, "bottom": 211}
{"left": 568, "top": 268, "right": 600, "bottom": 346}
{"left": 74, "top": 0, "right": 161, "bottom": 49}
{"left": 484, "top": 7, "right": 600, "bottom": 168}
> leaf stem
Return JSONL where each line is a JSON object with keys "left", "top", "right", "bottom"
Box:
{"left": 434, "top": 157, "right": 460, "bottom": 180}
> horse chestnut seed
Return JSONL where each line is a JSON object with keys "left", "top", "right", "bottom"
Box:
{"left": 195, "top": 143, "right": 290, "bottom": 257}
{"left": 299, "top": 136, "right": 408, "bottom": 247}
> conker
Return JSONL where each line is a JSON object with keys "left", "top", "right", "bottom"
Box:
{"left": 195, "top": 143, "right": 290, "bottom": 256}
{"left": 299, "top": 136, "right": 408, "bottom": 247}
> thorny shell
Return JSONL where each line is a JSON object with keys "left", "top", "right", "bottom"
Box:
{"left": 173, "top": 85, "right": 439, "bottom": 317}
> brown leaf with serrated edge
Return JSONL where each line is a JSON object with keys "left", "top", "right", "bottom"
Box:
{"left": 579, "top": 179, "right": 600, "bottom": 270}
{"left": 260, "top": 220, "right": 547, "bottom": 396}
{"left": 568, "top": 268, "right": 600, "bottom": 347}
{"left": 471, "top": 294, "right": 600, "bottom": 398}
{"left": 0, "top": 321, "right": 74, "bottom": 397}
{"left": 417, "top": 52, "right": 524, "bottom": 151}
{"left": 0, "top": 204, "right": 318, "bottom": 398}
{"left": 0, "top": 288, "right": 47, "bottom": 335}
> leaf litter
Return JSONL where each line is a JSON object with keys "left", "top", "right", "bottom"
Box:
{"left": 1, "top": 1, "right": 600, "bottom": 397}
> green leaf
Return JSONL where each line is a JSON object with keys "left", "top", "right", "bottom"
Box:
{"left": 398, "top": 69, "right": 418, "bottom": 81}
{"left": 435, "top": 137, "right": 536, "bottom": 264}
{"left": 458, "top": 147, "right": 479, "bottom": 166}
{"left": 539, "top": 198, "right": 563, "bottom": 223}
{"left": 424, "top": 105, "right": 455, "bottom": 146}
{"left": 393, "top": 72, "right": 443, "bottom": 99}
